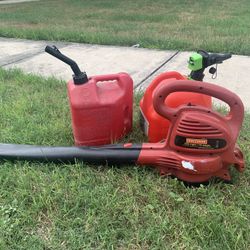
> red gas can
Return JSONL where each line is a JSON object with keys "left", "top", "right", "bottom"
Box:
{"left": 68, "top": 73, "right": 133, "bottom": 146}
{"left": 140, "top": 71, "right": 212, "bottom": 142}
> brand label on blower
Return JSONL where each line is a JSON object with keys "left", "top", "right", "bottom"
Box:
{"left": 175, "top": 135, "right": 227, "bottom": 149}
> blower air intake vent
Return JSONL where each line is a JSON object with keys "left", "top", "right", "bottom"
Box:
{"left": 177, "top": 119, "right": 222, "bottom": 136}
{"left": 156, "top": 157, "right": 181, "bottom": 169}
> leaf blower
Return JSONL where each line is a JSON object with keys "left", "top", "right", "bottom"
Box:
{"left": 140, "top": 50, "right": 232, "bottom": 142}
{"left": 0, "top": 80, "right": 244, "bottom": 183}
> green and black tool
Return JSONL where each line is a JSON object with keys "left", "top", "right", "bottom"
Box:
{"left": 188, "top": 50, "right": 232, "bottom": 81}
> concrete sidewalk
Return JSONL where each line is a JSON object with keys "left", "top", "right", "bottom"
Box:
{"left": 0, "top": 0, "right": 39, "bottom": 4}
{"left": 0, "top": 37, "right": 249, "bottom": 109}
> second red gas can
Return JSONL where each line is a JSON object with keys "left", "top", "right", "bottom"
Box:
{"left": 68, "top": 73, "right": 133, "bottom": 146}
{"left": 140, "top": 71, "right": 212, "bottom": 142}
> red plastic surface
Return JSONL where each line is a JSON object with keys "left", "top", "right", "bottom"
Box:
{"left": 68, "top": 72, "right": 133, "bottom": 146}
{"left": 137, "top": 80, "right": 244, "bottom": 183}
{"left": 139, "top": 71, "right": 212, "bottom": 142}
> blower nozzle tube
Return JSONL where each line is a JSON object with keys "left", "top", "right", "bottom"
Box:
{"left": 0, "top": 143, "right": 141, "bottom": 165}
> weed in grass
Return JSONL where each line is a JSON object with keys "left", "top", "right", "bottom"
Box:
{"left": 0, "top": 68, "right": 249, "bottom": 249}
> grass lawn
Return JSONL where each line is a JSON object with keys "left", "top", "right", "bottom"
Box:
{"left": 0, "top": 0, "right": 250, "bottom": 55}
{"left": 0, "top": 68, "right": 249, "bottom": 249}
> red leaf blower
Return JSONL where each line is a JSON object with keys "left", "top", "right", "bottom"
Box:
{"left": 0, "top": 80, "right": 244, "bottom": 183}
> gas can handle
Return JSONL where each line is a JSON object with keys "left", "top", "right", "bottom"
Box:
{"left": 91, "top": 73, "right": 132, "bottom": 85}
{"left": 153, "top": 80, "right": 244, "bottom": 132}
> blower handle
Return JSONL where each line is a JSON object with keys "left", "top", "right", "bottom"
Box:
{"left": 45, "top": 45, "right": 88, "bottom": 84}
{"left": 153, "top": 80, "right": 244, "bottom": 132}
